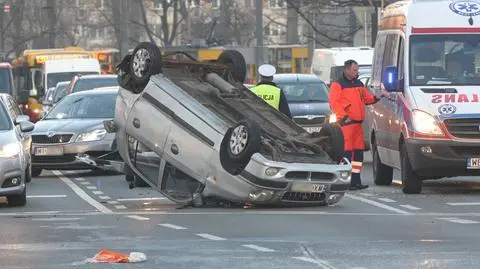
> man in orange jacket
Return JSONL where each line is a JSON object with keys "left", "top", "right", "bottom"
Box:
{"left": 329, "top": 60, "right": 389, "bottom": 190}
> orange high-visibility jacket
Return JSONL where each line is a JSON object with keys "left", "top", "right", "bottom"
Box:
{"left": 329, "top": 76, "right": 379, "bottom": 122}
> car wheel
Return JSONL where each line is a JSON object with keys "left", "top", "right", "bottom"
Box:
{"left": 32, "top": 167, "right": 42, "bottom": 177}
{"left": 372, "top": 140, "right": 393, "bottom": 186}
{"left": 129, "top": 42, "right": 162, "bottom": 89}
{"left": 401, "top": 143, "right": 422, "bottom": 194}
{"left": 25, "top": 163, "right": 32, "bottom": 183}
{"left": 317, "top": 123, "right": 345, "bottom": 163}
{"left": 220, "top": 120, "right": 261, "bottom": 175}
{"left": 8, "top": 185, "right": 26, "bottom": 207}
{"left": 217, "top": 50, "right": 247, "bottom": 84}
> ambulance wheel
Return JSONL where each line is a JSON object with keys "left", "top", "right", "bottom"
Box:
{"left": 220, "top": 120, "right": 261, "bottom": 175}
{"left": 318, "top": 123, "right": 344, "bottom": 163}
{"left": 217, "top": 50, "right": 247, "bottom": 84}
{"left": 32, "top": 167, "right": 42, "bottom": 177}
{"left": 401, "top": 143, "right": 422, "bottom": 194}
{"left": 372, "top": 139, "right": 393, "bottom": 186}
{"left": 129, "top": 42, "right": 162, "bottom": 89}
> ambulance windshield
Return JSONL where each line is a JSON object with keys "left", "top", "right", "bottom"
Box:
{"left": 410, "top": 34, "right": 480, "bottom": 86}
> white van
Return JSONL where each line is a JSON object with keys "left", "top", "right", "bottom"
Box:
{"left": 311, "top": 47, "right": 374, "bottom": 85}
{"left": 367, "top": 0, "right": 480, "bottom": 194}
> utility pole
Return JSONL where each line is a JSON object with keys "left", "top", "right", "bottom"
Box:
{"left": 119, "top": 0, "right": 129, "bottom": 58}
{"left": 255, "top": 0, "right": 264, "bottom": 75}
{"left": 46, "top": 0, "right": 56, "bottom": 48}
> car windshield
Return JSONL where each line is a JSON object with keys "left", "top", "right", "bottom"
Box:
{"left": 0, "top": 69, "right": 13, "bottom": 95}
{"left": 53, "top": 83, "right": 69, "bottom": 103}
{"left": 276, "top": 81, "right": 330, "bottom": 102}
{"left": 44, "top": 93, "right": 117, "bottom": 120}
{"left": 410, "top": 34, "right": 480, "bottom": 86}
{"left": 0, "top": 101, "right": 12, "bottom": 131}
{"left": 72, "top": 77, "right": 118, "bottom": 93}
{"left": 47, "top": 72, "right": 98, "bottom": 89}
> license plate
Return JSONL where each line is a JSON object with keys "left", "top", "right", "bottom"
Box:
{"left": 304, "top": 126, "right": 322, "bottom": 133}
{"left": 34, "top": 146, "right": 63, "bottom": 156}
{"left": 291, "top": 183, "right": 325, "bottom": 193}
{"left": 467, "top": 158, "right": 480, "bottom": 169}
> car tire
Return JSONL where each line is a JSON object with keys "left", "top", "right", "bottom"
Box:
{"left": 372, "top": 140, "right": 393, "bottom": 186}
{"left": 25, "top": 163, "right": 32, "bottom": 183}
{"left": 217, "top": 50, "right": 247, "bottom": 84}
{"left": 129, "top": 42, "right": 163, "bottom": 90}
{"left": 318, "top": 123, "right": 345, "bottom": 163}
{"left": 220, "top": 120, "right": 261, "bottom": 175}
{"left": 32, "top": 167, "right": 42, "bottom": 177}
{"left": 401, "top": 143, "right": 422, "bottom": 194}
{"left": 8, "top": 185, "right": 27, "bottom": 207}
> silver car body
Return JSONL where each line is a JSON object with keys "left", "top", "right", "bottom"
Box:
{"left": 0, "top": 94, "right": 34, "bottom": 202}
{"left": 31, "top": 89, "right": 116, "bottom": 171}
{"left": 115, "top": 74, "right": 352, "bottom": 206}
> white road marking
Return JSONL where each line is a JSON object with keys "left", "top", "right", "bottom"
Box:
{"left": 74, "top": 177, "right": 84, "bottom": 181}
{"left": 126, "top": 215, "right": 150, "bottom": 221}
{"left": 345, "top": 194, "right": 411, "bottom": 215}
{"left": 158, "top": 223, "right": 188, "bottom": 230}
{"left": 92, "top": 191, "right": 104, "bottom": 195}
{"left": 358, "top": 193, "right": 375, "bottom": 197}
{"left": 80, "top": 182, "right": 90, "bottom": 185}
{"left": 27, "top": 195, "right": 67, "bottom": 198}
{"left": 86, "top": 186, "right": 97, "bottom": 190}
{"left": 400, "top": 204, "right": 421, "bottom": 210}
{"left": 377, "top": 198, "right": 396, "bottom": 203}
{"left": 117, "top": 197, "right": 167, "bottom": 201}
{"left": 98, "top": 196, "right": 111, "bottom": 200}
{"left": 52, "top": 171, "right": 112, "bottom": 214}
{"left": 32, "top": 217, "right": 82, "bottom": 221}
{"left": 107, "top": 201, "right": 120, "bottom": 205}
{"left": 114, "top": 205, "right": 127, "bottom": 209}
{"left": 292, "top": 257, "right": 336, "bottom": 269}
{"left": 196, "top": 233, "right": 226, "bottom": 241}
{"left": 242, "top": 244, "right": 275, "bottom": 252}
{"left": 438, "top": 217, "right": 480, "bottom": 224}
{"left": 446, "top": 202, "right": 480, "bottom": 206}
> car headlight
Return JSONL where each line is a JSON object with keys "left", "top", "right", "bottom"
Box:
{"left": 339, "top": 170, "right": 351, "bottom": 182}
{"left": 76, "top": 129, "right": 107, "bottom": 142}
{"left": 0, "top": 143, "right": 20, "bottom": 158}
{"left": 265, "top": 167, "right": 280, "bottom": 176}
{"left": 412, "top": 110, "right": 444, "bottom": 135}
{"left": 328, "top": 113, "right": 337, "bottom": 123}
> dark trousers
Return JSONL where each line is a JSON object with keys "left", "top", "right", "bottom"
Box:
{"left": 343, "top": 150, "right": 364, "bottom": 186}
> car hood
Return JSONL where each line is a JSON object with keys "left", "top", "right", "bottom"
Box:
{"left": 288, "top": 102, "right": 331, "bottom": 117}
{"left": 33, "top": 119, "right": 108, "bottom": 134}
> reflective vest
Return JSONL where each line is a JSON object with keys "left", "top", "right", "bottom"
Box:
{"left": 251, "top": 84, "right": 281, "bottom": 110}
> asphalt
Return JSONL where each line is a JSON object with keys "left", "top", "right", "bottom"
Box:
{"left": 2, "top": 156, "right": 480, "bottom": 268}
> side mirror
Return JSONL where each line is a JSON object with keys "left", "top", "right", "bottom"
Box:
{"left": 103, "top": 119, "right": 118, "bottom": 133}
{"left": 383, "top": 66, "right": 401, "bottom": 92}
{"left": 14, "top": 115, "right": 30, "bottom": 125}
{"left": 19, "top": 121, "right": 34, "bottom": 132}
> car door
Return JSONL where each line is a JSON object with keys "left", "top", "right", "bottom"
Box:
{"left": 125, "top": 82, "right": 173, "bottom": 187}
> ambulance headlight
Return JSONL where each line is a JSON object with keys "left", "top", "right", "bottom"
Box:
{"left": 412, "top": 110, "right": 444, "bottom": 136}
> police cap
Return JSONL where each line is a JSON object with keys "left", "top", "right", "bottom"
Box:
{"left": 258, "top": 64, "right": 276, "bottom": 77}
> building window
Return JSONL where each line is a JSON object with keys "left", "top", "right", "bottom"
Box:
{"left": 153, "top": 0, "right": 162, "bottom": 9}
{"left": 264, "top": 25, "right": 270, "bottom": 36}
{"left": 269, "top": 0, "right": 285, "bottom": 8}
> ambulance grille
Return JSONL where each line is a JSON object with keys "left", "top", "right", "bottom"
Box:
{"left": 444, "top": 118, "right": 480, "bottom": 139}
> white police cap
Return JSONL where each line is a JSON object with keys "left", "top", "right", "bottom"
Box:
{"left": 258, "top": 64, "right": 276, "bottom": 77}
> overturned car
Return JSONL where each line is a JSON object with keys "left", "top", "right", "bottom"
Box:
{"left": 104, "top": 42, "right": 351, "bottom": 207}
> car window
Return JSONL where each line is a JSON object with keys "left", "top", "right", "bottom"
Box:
{"left": 8, "top": 97, "right": 22, "bottom": 117}
{"left": 44, "top": 93, "right": 117, "bottom": 119}
{"left": 72, "top": 77, "right": 118, "bottom": 93}
{"left": 276, "top": 81, "right": 329, "bottom": 102}
{"left": 0, "top": 101, "right": 13, "bottom": 130}
{"left": 0, "top": 68, "right": 13, "bottom": 95}
{"left": 53, "top": 84, "right": 68, "bottom": 103}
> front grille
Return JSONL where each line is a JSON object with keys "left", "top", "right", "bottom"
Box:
{"left": 32, "top": 134, "right": 73, "bottom": 144}
{"left": 285, "top": 171, "right": 334, "bottom": 181}
{"left": 282, "top": 192, "right": 326, "bottom": 202}
{"left": 293, "top": 116, "right": 325, "bottom": 125}
{"left": 444, "top": 118, "right": 480, "bottom": 139}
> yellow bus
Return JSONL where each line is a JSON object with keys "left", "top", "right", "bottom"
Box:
{"left": 93, "top": 48, "right": 120, "bottom": 74}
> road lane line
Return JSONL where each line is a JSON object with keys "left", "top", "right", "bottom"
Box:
{"left": 117, "top": 197, "right": 166, "bottom": 201}
{"left": 358, "top": 193, "right": 375, "bottom": 197}
{"left": 345, "top": 194, "right": 411, "bottom": 215}
{"left": 27, "top": 195, "right": 67, "bottom": 198}
{"left": 126, "top": 215, "right": 150, "bottom": 221}
{"left": 86, "top": 186, "right": 96, "bottom": 190}
{"left": 114, "top": 205, "right": 127, "bottom": 209}
{"left": 80, "top": 182, "right": 90, "bottom": 185}
{"left": 107, "top": 201, "right": 120, "bottom": 205}
{"left": 98, "top": 196, "right": 111, "bottom": 200}
{"left": 92, "top": 191, "right": 104, "bottom": 195}
{"left": 158, "top": 223, "right": 187, "bottom": 230}
{"left": 438, "top": 217, "right": 480, "bottom": 224}
{"left": 400, "top": 204, "right": 421, "bottom": 210}
{"left": 377, "top": 198, "right": 396, "bottom": 203}
{"left": 196, "top": 233, "right": 226, "bottom": 241}
{"left": 32, "top": 217, "right": 82, "bottom": 221}
{"left": 74, "top": 177, "right": 84, "bottom": 181}
{"left": 242, "top": 244, "right": 275, "bottom": 252}
{"left": 446, "top": 202, "right": 480, "bottom": 206}
{"left": 292, "top": 257, "right": 335, "bottom": 269}
{"left": 52, "top": 171, "right": 112, "bottom": 214}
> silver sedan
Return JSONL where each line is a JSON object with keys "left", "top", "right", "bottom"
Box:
{"left": 31, "top": 88, "right": 117, "bottom": 175}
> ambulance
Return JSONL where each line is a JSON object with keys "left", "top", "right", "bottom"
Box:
{"left": 367, "top": 0, "right": 480, "bottom": 194}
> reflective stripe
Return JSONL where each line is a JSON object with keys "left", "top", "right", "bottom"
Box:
{"left": 251, "top": 84, "right": 281, "bottom": 110}
{"left": 352, "top": 161, "right": 363, "bottom": 166}
{"left": 352, "top": 168, "right": 361, "bottom": 173}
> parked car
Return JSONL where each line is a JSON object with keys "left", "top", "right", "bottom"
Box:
{"left": 30, "top": 89, "right": 117, "bottom": 176}
{"left": 66, "top": 74, "right": 118, "bottom": 95}
{"left": 51, "top": 81, "right": 71, "bottom": 104}
{"left": 103, "top": 42, "right": 352, "bottom": 207}
{"left": 0, "top": 93, "right": 35, "bottom": 206}
{"left": 273, "top": 74, "right": 331, "bottom": 134}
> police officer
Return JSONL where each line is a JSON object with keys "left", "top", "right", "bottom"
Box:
{"left": 251, "top": 64, "right": 292, "bottom": 118}
{"left": 329, "top": 60, "right": 389, "bottom": 190}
